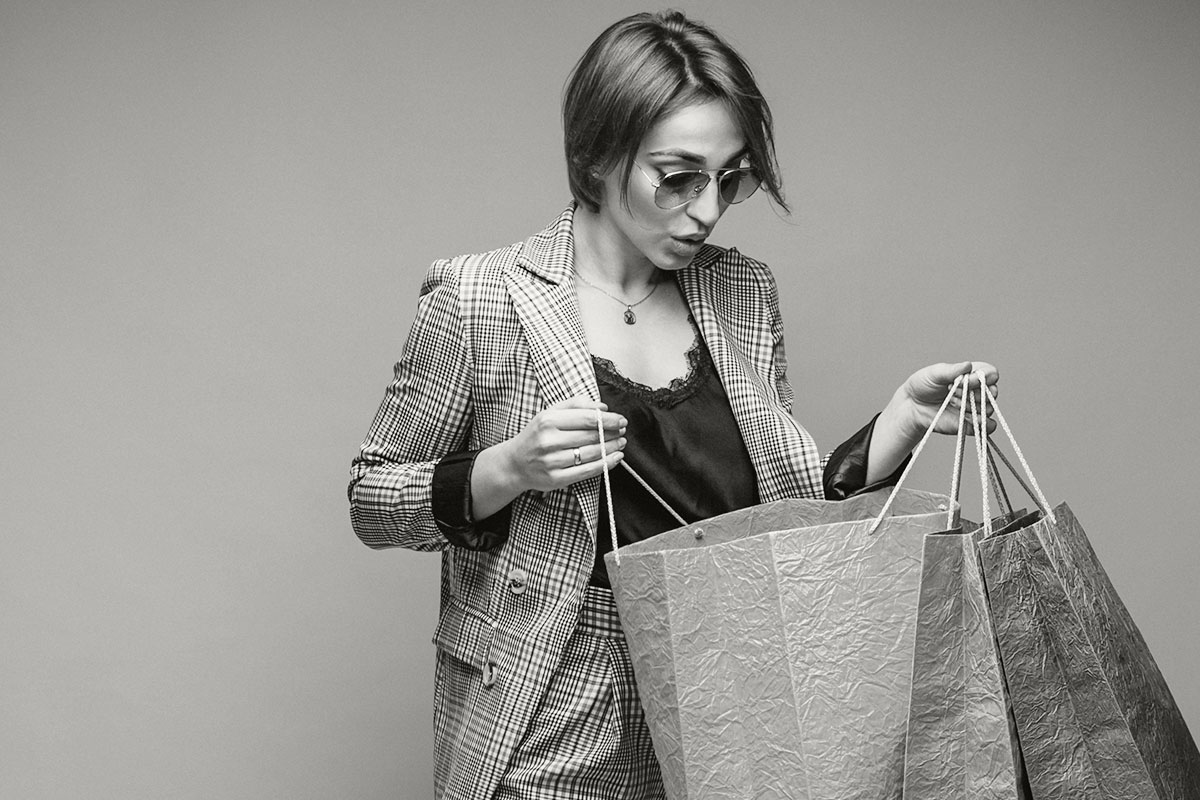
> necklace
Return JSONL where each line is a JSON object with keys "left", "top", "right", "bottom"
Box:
{"left": 573, "top": 269, "right": 661, "bottom": 325}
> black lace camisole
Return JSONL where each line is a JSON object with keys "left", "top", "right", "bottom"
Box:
{"left": 590, "top": 317, "right": 760, "bottom": 588}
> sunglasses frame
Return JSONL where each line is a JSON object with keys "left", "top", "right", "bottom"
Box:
{"left": 634, "top": 162, "right": 761, "bottom": 210}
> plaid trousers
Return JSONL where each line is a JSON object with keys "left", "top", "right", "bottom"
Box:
{"left": 493, "top": 586, "right": 667, "bottom": 799}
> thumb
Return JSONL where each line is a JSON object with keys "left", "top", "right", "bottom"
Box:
{"left": 921, "top": 361, "right": 973, "bottom": 389}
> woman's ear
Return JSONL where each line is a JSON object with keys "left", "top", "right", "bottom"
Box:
{"left": 589, "top": 167, "right": 608, "bottom": 204}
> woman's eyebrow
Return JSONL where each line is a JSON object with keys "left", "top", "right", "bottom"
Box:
{"left": 646, "top": 148, "right": 749, "bottom": 167}
{"left": 645, "top": 148, "right": 706, "bottom": 165}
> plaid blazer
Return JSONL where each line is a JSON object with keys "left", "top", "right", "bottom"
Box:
{"left": 349, "top": 206, "right": 823, "bottom": 799}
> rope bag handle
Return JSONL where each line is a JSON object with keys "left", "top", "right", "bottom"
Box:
{"left": 599, "top": 331, "right": 814, "bottom": 568}
{"left": 868, "top": 374, "right": 969, "bottom": 534}
{"left": 953, "top": 379, "right": 1055, "bottom": 536}
{"left": 869, "top": 373, "right": 1055, "bottom": 535}
{"left": 604, "top": 372, "right": 972, "bottom": 560}
{"left": 596, "top": 413, "right": 685, "bottom": 568}
{"left": 975, "top": 383, "right": 1057, "bottom": 529}
{"left": 599, "top": 374, "right": 1054, "bottom": 562}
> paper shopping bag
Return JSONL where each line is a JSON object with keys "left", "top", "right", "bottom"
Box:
{"left": 901, "top": 521, "right": 1032, "bottom": 800}
{"left": 901, "top": 434, "right": 1040, "bottom": 798}
{"left": 901, "top": 378, "right": 1036, "bottom": 800}
{"left": 977, "top": 504, "right": 1200, "bottom": 799}
{"left": 605, "top": 487, "right": 955, "bottom": 800}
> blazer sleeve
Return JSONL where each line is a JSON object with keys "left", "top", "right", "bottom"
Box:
{"left": 822, "top": 413, "right": 910, "bottom": 500}
{"left": 348, "top": 257, "right": 475, "bottom": 551}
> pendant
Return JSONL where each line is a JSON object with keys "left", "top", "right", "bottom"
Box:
{"left": 624, "top": 308, "right": 637, "bottom": 325}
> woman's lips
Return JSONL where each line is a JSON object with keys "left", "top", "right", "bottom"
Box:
{"left": 667, "top": 237, "right": 700, "bottom": 260}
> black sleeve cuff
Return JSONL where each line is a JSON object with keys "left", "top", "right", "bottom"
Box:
{"left": 432, "top": 450, "right": 513, "bottom": 550}
{"left": 822, "top": 413, "right": 911, "bottom": 501}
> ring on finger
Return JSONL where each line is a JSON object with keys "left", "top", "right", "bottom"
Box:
{"left": 572, "top": 447, "right": 583, "bottom": 466}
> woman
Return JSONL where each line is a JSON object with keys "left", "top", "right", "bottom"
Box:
{"left": 349, "top": 10, "right": 995, "bottom": 800}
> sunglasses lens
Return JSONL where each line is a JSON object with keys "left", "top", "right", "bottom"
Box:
{"left": 655, "top": 172, "right": 709, "bottom": 209}
{"left": 719, "top": 169, "right": 761, "bottom": 204}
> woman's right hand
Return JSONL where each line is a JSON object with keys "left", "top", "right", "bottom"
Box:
{"left": 470, "top": 397, "right": 627, "bottom": 518}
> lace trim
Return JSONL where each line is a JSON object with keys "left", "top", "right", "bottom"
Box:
{"left": 591, "top": 326, "right": 713, "bottom": 409}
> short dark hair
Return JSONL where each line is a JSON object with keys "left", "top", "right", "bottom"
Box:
{"left": 562, "top": 10, "right": 787, "bottom": 214}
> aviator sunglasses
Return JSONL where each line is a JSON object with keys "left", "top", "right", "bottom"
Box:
{"left": 635, "top": 162, "right": 762, "bottom": 210}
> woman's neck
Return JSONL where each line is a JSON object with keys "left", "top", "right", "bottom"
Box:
{"left": 572, "top": 203, "right": 658, "bottom": 293}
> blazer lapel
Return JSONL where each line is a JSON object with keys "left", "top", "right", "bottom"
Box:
{"left": 677, "top": 249, "right": 816, "bottom": 503}
{"left": 503, "top": 207, "right": 602, "bottom": 534}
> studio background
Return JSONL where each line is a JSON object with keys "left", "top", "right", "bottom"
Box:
{"left": 3, "top": 1, "right": 1198, "bottom": 797}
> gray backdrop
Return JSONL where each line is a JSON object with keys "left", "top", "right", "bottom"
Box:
{"left": 3, "top": 1, "right": 1198, "bottom": 798}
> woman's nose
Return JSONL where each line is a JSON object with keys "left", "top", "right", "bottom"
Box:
{"left": 686, "top": 177, "right": 724, "bottom": 227}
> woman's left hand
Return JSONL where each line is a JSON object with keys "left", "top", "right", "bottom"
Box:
{"left": 895, "top": 360, "right": 999, "bottom": 439}
{"left": 866, "top": 361, "right": 998, "bottom": 484}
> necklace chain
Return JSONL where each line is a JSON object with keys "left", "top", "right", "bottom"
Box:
{"left": 572, "top": 269, "right": 661, "bottom": 325}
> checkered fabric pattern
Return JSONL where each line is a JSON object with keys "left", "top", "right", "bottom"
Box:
{"left": 493, "top": 586, "right": 667, "bottom": 799}
{"left": 349, "top": 206, "right": 823, "bottom": 800}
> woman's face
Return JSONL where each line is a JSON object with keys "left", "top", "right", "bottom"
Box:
{"left": 595, "top": 99, "right": 747, "bottom": 272}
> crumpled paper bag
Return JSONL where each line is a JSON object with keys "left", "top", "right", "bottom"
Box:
{"left": 606, "top": 488, "right": 954, "bottom": 800}
{"left": 978, "top": 503, "right": 1200, "bottom": 799}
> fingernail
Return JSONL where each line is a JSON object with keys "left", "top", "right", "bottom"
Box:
{"left": 618, "top": 437, "right": 627, "bottom": 449}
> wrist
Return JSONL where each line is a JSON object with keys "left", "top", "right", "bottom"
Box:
{"left": 879, "top": 389, "right": 923, "bottom": 450}
{"left": 471, "top": 441, "right": 524, "bottom": 517}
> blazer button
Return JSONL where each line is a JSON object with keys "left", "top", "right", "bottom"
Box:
{"left": 482, "top": 661, "right": 498, "bottom": 688}
{"left": 507, "top": 568, "right": 529, "bottom": 595}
